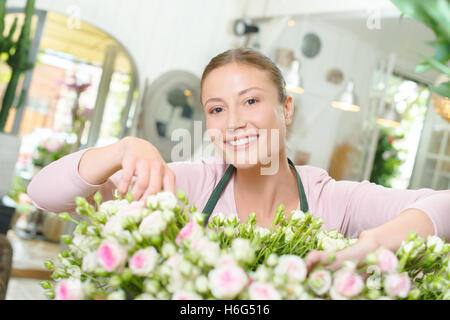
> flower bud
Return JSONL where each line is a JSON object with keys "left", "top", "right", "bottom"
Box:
{"left": 75, "top": 197, "right": 88, "bottom": 208}
{"left": 44, "top": 260, "right": 55, "bottom": 270}
{"left": 150, "top": 235, "right": 162, "bottom": 246}
{"left": 408, "top": 288, "right": 421, "bottom": 300}
{"left": 195, "top": 275, "right": 209, "bottom": 293}
{"left": 40, "top": 280, "right": 52, "bottom": 290}
{"left": 366, "top": 289, "right": 380, "bottom": 300}
{"left": 144, "top": 279, "right": 160, "bottom": 294}
{"left": 107, "top": 290, "right": 126, "bottom": 300}
{"left": 162, "top": 209, "right": 175, "bottom": 222}
{"left": 125, "top": 192, "right": 134, "bottom": 203}
{"left": 407, "top": 231, "right": 418, "bottom": 242}
{"left": 161, "top": 242, "right": 176, "bottom": 258}
{"left": 93, "top": 191, "right": 102, "bottom": 206}
{"left": 266, "top": 254, "right": 278, "bottom": 267}
{"left": 176, "top": 189, "right": 186, "bottom": 201}
{"left": 61, "top": 235, "right": 72, "bottom": 245}
{"left": 365, "top": 252, "right": 377, "bottom": 265}
{"left": 109, "top": 275, "right": 122, "bottom": 288}
{"left": 44, "top": 291, "right": 55, "bottom": 299}
{"left": 224, "top": 226, "right": 235, "bottom": 238}
{"left": 59, "top": 212, "right": 71, "bottom": 221}
{"left": 132, "top": 230, "right": 143, "bottom": 243}
{"left": 122, "top": 268, "right": 133, "bottom": 281}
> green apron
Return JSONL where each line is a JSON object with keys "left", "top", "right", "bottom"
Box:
{"left": 202, "top": 158, "right": 309, "bottom": 226}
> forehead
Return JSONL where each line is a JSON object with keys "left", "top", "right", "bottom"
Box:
{"left": 202, "top": 63, "right": 276, "bottom": 99}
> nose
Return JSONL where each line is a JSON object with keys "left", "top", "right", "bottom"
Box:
{"left": 226, "top": 106, "right": 247, "bottom": 133}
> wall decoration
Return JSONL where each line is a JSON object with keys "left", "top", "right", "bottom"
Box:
{"left": 325, "top": 68, "right": 344, "bottom": 85}
{"left": 300, "top": 32, "right": 321, "bottom": 58}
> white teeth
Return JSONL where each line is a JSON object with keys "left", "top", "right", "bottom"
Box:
{"left": 228, "top": 135, "right": 258, "bottom": 146}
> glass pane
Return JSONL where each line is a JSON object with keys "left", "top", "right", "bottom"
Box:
{"left": 421, "top": 158, "right": 437, "bottom": 188}
{"left": 436, "top": 175, "right": 450, "bottom": 190}
{"left": 428, "top": 126, "right": 444, "bottom": 154}
{"left": 441, "top": 160, "right": 450, "bottom": 174}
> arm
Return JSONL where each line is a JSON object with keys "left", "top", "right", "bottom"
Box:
{"left": 303, "top": 167, "right": 450, "bottom": 270}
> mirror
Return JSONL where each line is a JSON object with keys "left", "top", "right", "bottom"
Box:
{"left": 139, "top": 70, "right": 205, "bottom": 162}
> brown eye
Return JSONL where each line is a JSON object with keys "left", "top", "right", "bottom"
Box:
{"left": 211, "top": 107, "right": 223, "bottom": 114}
{"left": 246, "top": 98, "right": 258, "bottom": 105}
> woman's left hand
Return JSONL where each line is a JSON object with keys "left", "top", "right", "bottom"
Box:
{"left": 305, "top": 233, "right": 380, "bottom": 272}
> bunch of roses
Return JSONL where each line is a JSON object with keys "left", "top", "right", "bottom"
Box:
{"left": 40, "top": 190, "right": 449, "bottom": 300}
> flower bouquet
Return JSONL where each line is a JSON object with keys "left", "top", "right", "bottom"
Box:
{"left": 41, "top": 190, "right": 450, "bottom": 300}
{"left": 33, "top": 136, "right": 74, "bottom": 169}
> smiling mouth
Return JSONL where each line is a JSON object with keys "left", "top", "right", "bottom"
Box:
{"left": 224, "top": 135, "right": 259, "bottom": 150}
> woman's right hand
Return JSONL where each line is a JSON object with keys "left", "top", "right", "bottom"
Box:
{"left": 117, "top": 136, "right": 176, "bottom": 201}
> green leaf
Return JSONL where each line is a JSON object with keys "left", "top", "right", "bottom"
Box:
{"left": 430, "top": 81, "right": 450, "bottom": 99}
{"left": 424, "top": 56, "right": 450, "bottom": 75}
{"left": 415, "top": 60, "right": 433, "bottom": 73}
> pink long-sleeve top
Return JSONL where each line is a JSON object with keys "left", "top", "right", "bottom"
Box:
{"left": 27, "top": 149, "right": 450, "bottom": 239}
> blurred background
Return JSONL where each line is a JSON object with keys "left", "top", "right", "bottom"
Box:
{"left": 0, "top": 0, "right": 449, "bottom": 299}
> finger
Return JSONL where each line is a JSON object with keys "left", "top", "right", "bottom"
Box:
{"left": 118, "top": 157, "right": 136, "bottom": 195}
{"left": 147, "top": 161, "right": 163, "bottom": 195}
{"left": 305, "top": 250, "right": 328, "bottom": 272}
{"left": 162, "top": 168, "right": 176, "bottom": 194}
{"left": 131, "top": 159, "right": 150, "bottom": 200}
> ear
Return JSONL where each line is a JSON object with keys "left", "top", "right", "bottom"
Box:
{"left": 283, "top": 95, "right": 295, "bottom": 126}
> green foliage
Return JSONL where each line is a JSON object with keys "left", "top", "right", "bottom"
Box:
{"left": 370, "top": 127, "right": 405, "bottom": 188}
{"left": 391, "top": 0, "right": 450, "bottom": 98}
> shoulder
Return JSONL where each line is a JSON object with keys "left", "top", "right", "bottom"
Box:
{"left": 295, "top": 165, "right": 332, "bottom": 186}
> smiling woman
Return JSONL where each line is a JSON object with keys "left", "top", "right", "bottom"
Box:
{"left": 27, "top": 48, "right": 450, "bottom": 273}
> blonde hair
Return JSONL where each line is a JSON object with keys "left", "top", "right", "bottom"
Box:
{"left": 200, "top": 48, "right": 287, "bottom": 104}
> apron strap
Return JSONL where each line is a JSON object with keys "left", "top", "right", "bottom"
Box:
{"left": 202, "top": 158, "right": 309, "bottom": 226}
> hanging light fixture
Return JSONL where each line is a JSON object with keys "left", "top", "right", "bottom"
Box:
{"left": 331, "top": 79, "right": 360, "bottom": 112}
{"left": 285, "top": 59, "right": 305, "bottom": 94}
{"left": 376, "top": 102, "right": 402, "bottom": 128}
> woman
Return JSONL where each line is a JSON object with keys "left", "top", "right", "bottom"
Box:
{"left": 28, "top": 48, "right": 450, "bottom": 272}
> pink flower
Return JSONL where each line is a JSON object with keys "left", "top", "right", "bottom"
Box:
{"left": 129, "top": 247, "right": 159, "bottom": 276}
{"left": 274, "top": 255, "right": 307, "bottom": 282}
{"left": 55, "top": 279, "right": 84, "bottom": 300}
{"left": 191, "top": 237, "right": 220, "bottom": 266}
{"left": 216, "top": 254, "right": 238, "bottom": 268}
{"left": 208, "top": 266, "right": 248, "bottom": 299}
{"left": 176, "top": 221, "right": 203, "bottom": 245}
{"left": 248, "top": 282, "right": 281, "bottom": 300}
{"left": 308, "top": 269, "right": 332, "bottom": 295}
{"left": 101, "top": 215, "right": 124, "bottom": 237}
{"left": 97, "top": 239, "right": 128, "bottom": 272}
{"left": 171, "top": 291, "right": 202, "bottom": 300}
{"left": 331, "top": 270, "right": 364, "bottom": 299}
{"left": 384, "top": 273, "right": 411, "bottom": 298}
{"left": 117, "top": 201, "right": 145, "bottom": 222}
{"left": 376, "top": 248, "right": 399, "bottom": 274}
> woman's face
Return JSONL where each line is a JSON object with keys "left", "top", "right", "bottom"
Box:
{"left": 201, "top": 62, "right": 294, "bottom": 169}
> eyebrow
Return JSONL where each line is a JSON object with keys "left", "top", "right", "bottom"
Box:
{"left": 203, "top": 87, "right": 263, "bottom": 106}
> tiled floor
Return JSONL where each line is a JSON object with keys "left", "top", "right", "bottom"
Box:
{"left": 5, "top": 230, "right": 60, "bottom": 300}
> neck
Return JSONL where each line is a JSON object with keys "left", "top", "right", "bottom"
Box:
{"left": 234, "top": 151, "right": 298, "bottom": 220}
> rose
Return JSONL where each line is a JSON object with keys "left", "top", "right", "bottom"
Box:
{"left": 117, "top": 201, "right": 145, "bottom": 223}
{"left": 208, "top": 265, "right": 248, "bottom": 299}
{"left": 172, "top": 291, "right": 202, "bottom": 300}
{"left": 308, "top": 269, "right": 332, "bottom": 295}
{"left": 176, "top": 221, "right": 203, "bottom": 245}
{"left": 248, "top": 282, "right": 281, "bottom": 300}
{"left": 101, "top": 215, "right": 125, "bottom": 237}
{"left": 319, "top": 237, "right": 347, "bottom": 252}
{"left": 384, "top": 273, "right": 411, "bottom": 298}
{"left": 55, "top": 278, "right": 84, "bottom": 300}
{"left": 274, "top": 255, "right": 307, "bottom": 282}
{"left": 375, "top": 248, "right": 399, "bottom": 274}
{"left": 157, "top": 191, "right": 178, "bottom": 211}
{"left": 191, "top": 237, "right": 221, "bottom": 266}
{"left": 216, "top": 254, "right": 238, "bottom": 268}
{"left": 254, "top": 226, "right": 270, "bottom": 240}
{"left": 290, "top": 210, "right": 306, "bottom": 224}
{"left": 100, "top": 199, "right": 129, "bottom": 216}
{"left": 331, "top": 270, "right": 364, "bottom": 299}
{"left": 97, "top": 239, "right": 128, "bottom": 272}
{"left": 129, "top": 247, "right": 159, "bottom": 276}
{"left": 231, "top": 238, "right": 254, "bottom": 264}
{"left": 81, "top": 251, "right": 98, "bottom": 273}
{"left": 139, "top": 210, "right": 167, "bottom": 237}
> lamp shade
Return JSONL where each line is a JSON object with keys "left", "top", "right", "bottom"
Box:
{"left": 331, "top": 80, "right": 360, "bottom": 112}
{"left": 376, "top": 102, "right": 402, "bottom": 128}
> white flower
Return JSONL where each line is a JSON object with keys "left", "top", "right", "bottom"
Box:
{"left": 331, "top": 270, "right": 364, "bottom": 299}
{"left": 191, "top": 211, "right": 205, "bottom": 225}
{"left": 427, "top": 235, "right": 444, "bottom": 254}
{"left": 211, "top": 212, "right": 226, "bottom": 225}
{"left": 208, "top": 265, "right": 248, "bottom": 299}
{"left": 284, "top": 227, "right": 295, "bottom": 242}
{"left": 172, "top": 291, "right": 202, "bottom": 300}
{"left": 320, "top": 237, "right": 347, "bottom": 253}
{"left": 82, "top": 251, "right": 98, "bottom": 273}
{"left": 225, "top": 213, "right": 240, "bottom": 226}
{"left": 139, "top": 210, "right": 167, "bottom": 237}
{"left": 231, "top": 238, "right": 254, "bottom": 264}
{"left": 401, "top": 240, "right": 415, "bottom": 254}
{"left": 384, "top": 273, "right": 411, "bottom": 298}
{"left": 55, "top": 278, "right": 84, "bottom": 300}
{"left": 266, "top": 254, "right": 278, "bottom": 267}
{"left": 129, "top": 247, "right": 159, "bottom": 276}
{"left": 191, "top": 237, "right": 220, "bottom": 266}
{"left": 290, "top": 210, "right": 306, "bottom": 224}
{"left": 97, "top": 239, "right": 128, "bottom": 272}
{"left": 135, "top": 293, "right": 155, "bottom": 300}
{"left": 161, "top": 209, "right": 175, "bottom": 222}
{"left": 101, "top": 215, "right": 125, "bottom": 238}
{"left": 107, "top": 290, "right": 126, "bottom": 300}
{"left": 308, "top": 269, "right": 332, "bottom": 295}
{"left": 254, "top": 227, "right": 270, "bottom": 240}
{"left": 366, "top": 275, "right": 381, "bottom": 291}
{"left": 161, "top": 242, "right": 177, "bottom": 258}
{"left": 253, "top": 265, "right": 269, "bottom": 282}
{"left": 195, "top": 275, "right": 209, "bottom": 293}
{"left": 248, "top": 282, "right": 281, "bottom": 300}
{"left": 274, "top": 255, "right": 307, "bottom": 282}
{"left": 117, "top": 201, "right": 145, "bottom": 223}
{"left": 100, "top": 199, "right": 129, "bottom": 216}
{"left": 146, "top": 195, "right": 159, "bottom": 209}
{"left": 157, "top": 191, "right": 178, "bottom": 211}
